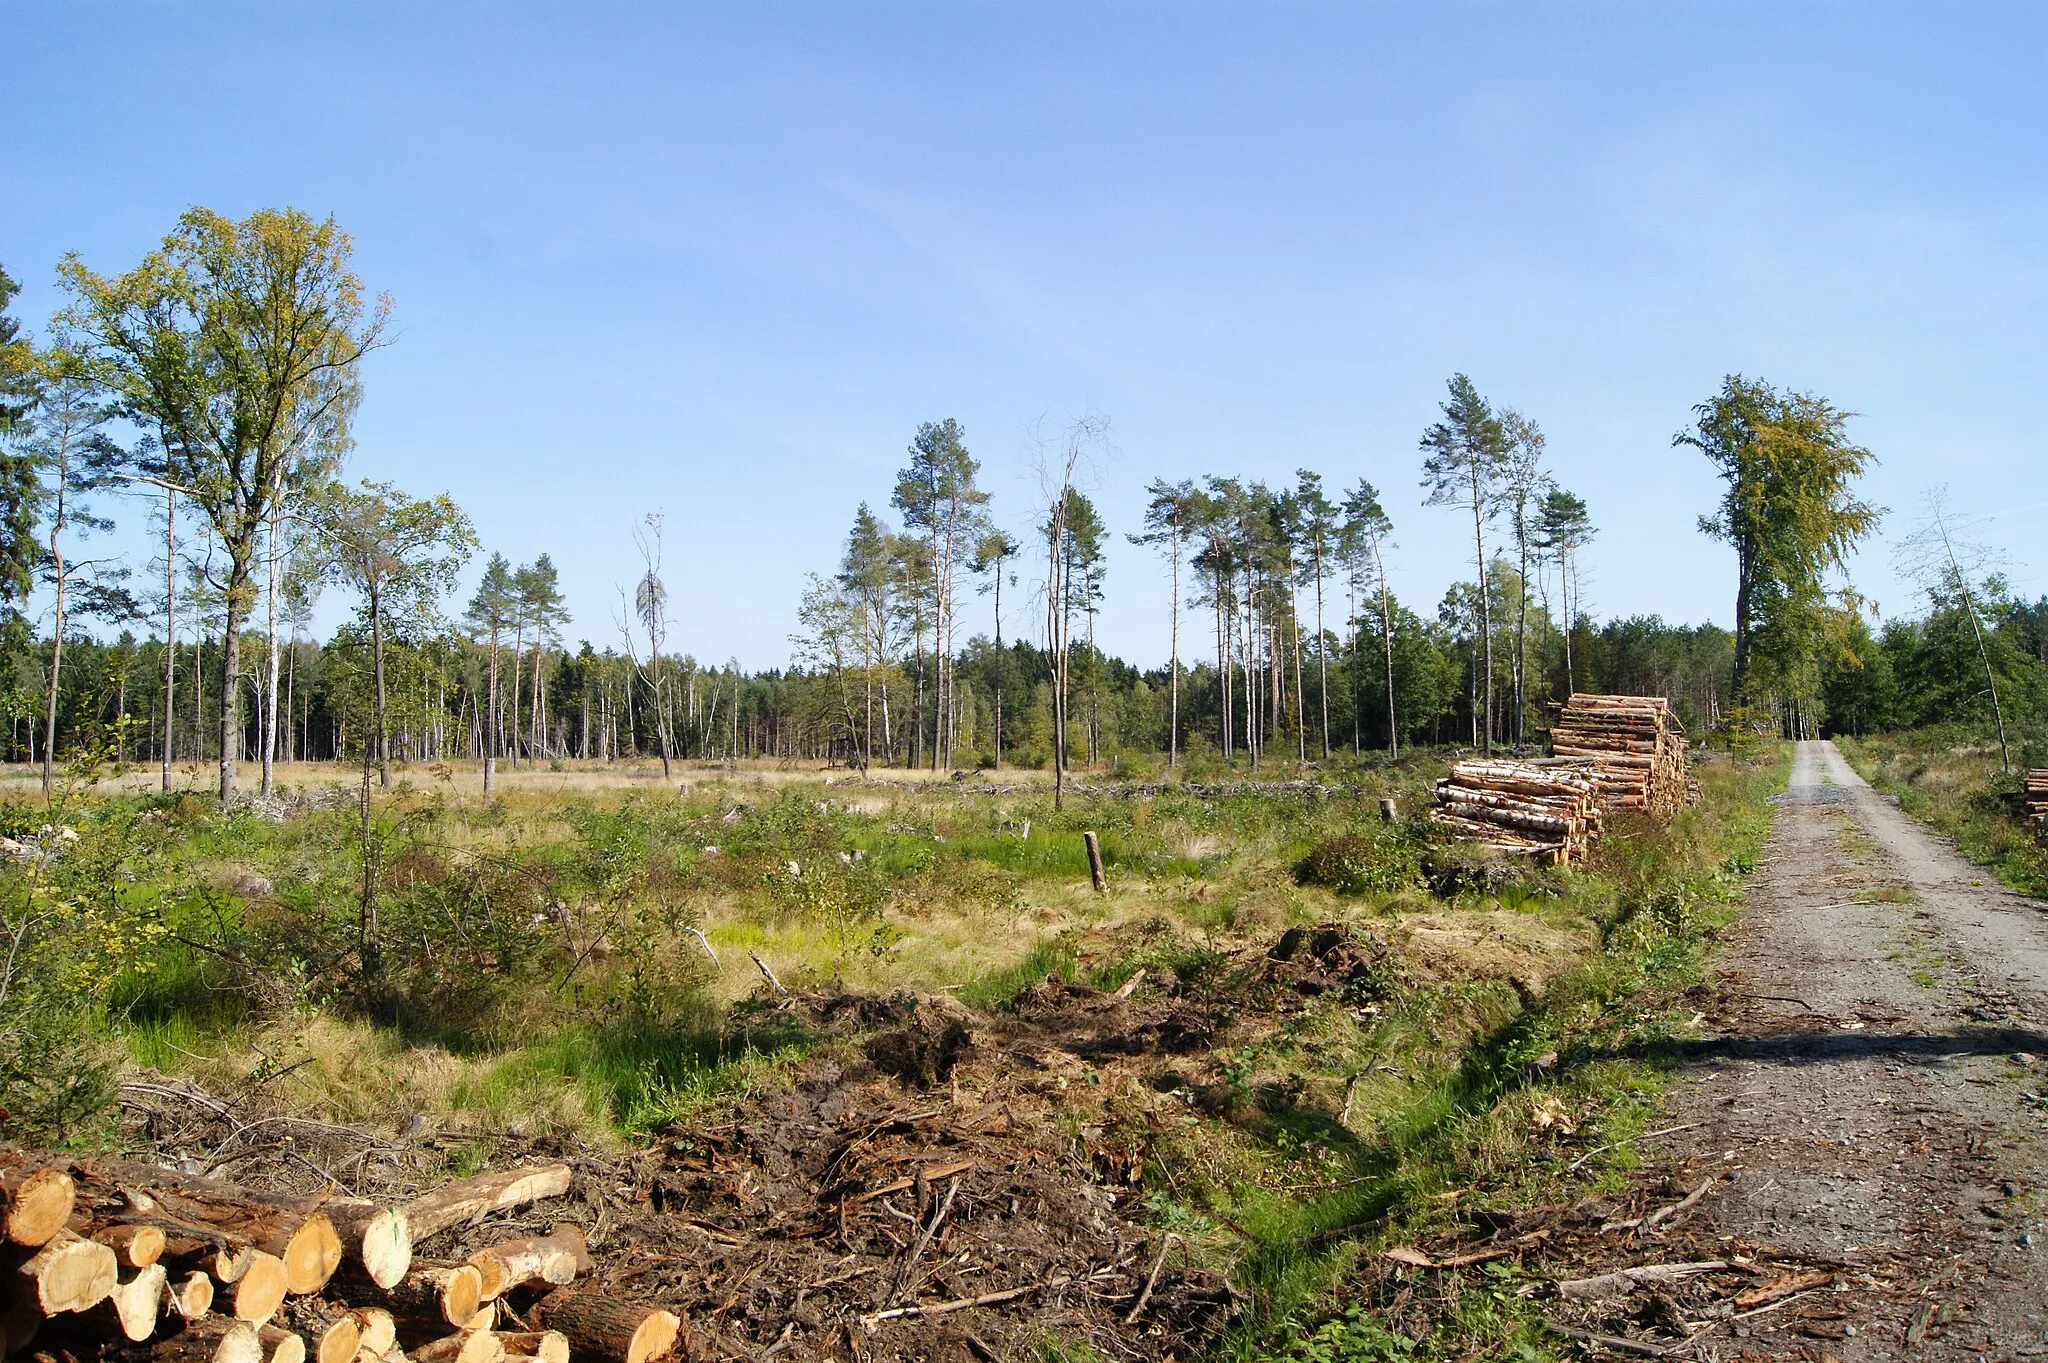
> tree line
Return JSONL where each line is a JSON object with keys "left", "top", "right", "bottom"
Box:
{"left": 2, "top": 205, "right": 2040, "bottom": 801}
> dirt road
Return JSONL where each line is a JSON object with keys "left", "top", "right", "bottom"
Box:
{"left": 1647, "top": 739, "right": 2048, "bottom": 1357}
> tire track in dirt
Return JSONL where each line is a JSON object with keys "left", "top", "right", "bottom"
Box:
{"left": 1652, "top": 740, "right": 2048, "bottom": 1358}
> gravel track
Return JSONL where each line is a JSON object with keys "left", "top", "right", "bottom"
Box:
{"left": 1654, "top": 740, "right": 2048, "bottom": 1358}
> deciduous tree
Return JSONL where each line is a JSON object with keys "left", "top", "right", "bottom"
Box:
{"left": 1677, "top": 374, "right": 1879, "bottom": 706}
{"left": 58, "top": 207, "right": 386, "bottom": 801}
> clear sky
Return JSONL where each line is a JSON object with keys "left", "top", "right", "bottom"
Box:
{"left": 4, "top": 3, "right": 2043, "bottom": 668}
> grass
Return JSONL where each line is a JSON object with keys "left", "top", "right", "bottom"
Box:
{"left": 5, "top": 741, "right": 1788, "bottom": 1360}
{"left": 1837, "top": 728, "right": 2048, "bottom": 898}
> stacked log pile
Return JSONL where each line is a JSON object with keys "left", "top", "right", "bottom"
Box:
{"left": 1546, "top": 693, "right": 1696, "bottom": 815}
{"left": 1430, "top": 760, "right": 1601, "bottom": 866}
{"left": 2025, "top": 770, "right": 2048, "bottom": 841}
{"left": 0, "top": 1152, "right": 680, "bottom": 1363}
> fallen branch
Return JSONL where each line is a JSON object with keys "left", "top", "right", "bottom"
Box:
{"left": 1601, "top": 1177, "right": 1718, "bottom": 1233}
{"left": 862, "top": 1277, "right": 1061, "bottom": 1326}
{"left": 1557, "top": 1259, "right": 1728, "bottom": 1302}
{"left": 1568, "top": 1122, "right": 1704, "bottom": 1173}
{"left": 886, "top": 1175, "right": 960, "bottom": 1303}
{"left": 1123, "top": 1233, "right": 1177, "bottom": 1324}
{"left": 750, "top": 953, "right": 788, "bottom": 996}
{"left": 847, "top": 1162, "right": 974, "bottom": 1208}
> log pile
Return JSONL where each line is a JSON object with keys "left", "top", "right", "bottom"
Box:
{"left": 1430, "top": 760, "right": 1601, "bottom": 866}
{"left": 1546, "top": 693, "right": 1696, "bottom": 815}
{"left": 2025, "top": 770, "right": 2048, "bottom": 841}
{"left": 0, "top": 1152, "right": 681, "bottom": 1363}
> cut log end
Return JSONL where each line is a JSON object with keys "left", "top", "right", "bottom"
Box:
{"left": 539, "top": 1292, "right": 680, "bottom": 1363}
{"left": 349, "top": 1308, "right": 396, "bottom": 1357}
{"left": 167, "top": 1270, "right": 217, "bottom": 1321}
{"left": 315, "top": 1313, "right": 363, "bottom": 1363}
{"left": 21, "top": 1228, "right": 120, "bottom": 1314}
{"left": 356, "top": 1209, "right": 412, "bottom": 1290}
{"left": 98, "top": 1222, "right": 170, "bottom": 1268}
{"left": 284, "top": 1214, "right": 344, "bottom": 1296}
{"left": 232, "top": 1250, "right": 290, "bottom": 1323}
{"left": 497, "top": 1332, "right": 569, "bottom": 1363}
{"left": 111, "top": 1263, "right": 171, "bottom": 1341}
{"left": 415, "top": 1331, "right": 505, "bottom": 1363}
{"left": 3, "top": 1166, "right": 78, "bottom": 1248}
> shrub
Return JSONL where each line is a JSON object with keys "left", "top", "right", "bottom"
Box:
{"left": 1294, "top": 827, "right": 1420, "bottom": 896}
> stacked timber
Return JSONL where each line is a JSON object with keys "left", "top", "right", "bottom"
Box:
{"left": 2025, "top": 770, "right": 2048, "bottom": 841}
{"left": 0, "top": 1151, "right": 679, "bottom": 1363}
{"left": 1546, "top": 693, "right": 1695, "bottom": 815}
{"left": 1430, "top": 759, "right": 1601, "bottom": 866}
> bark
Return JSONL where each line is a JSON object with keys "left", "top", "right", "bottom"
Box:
{"left": 534, "top": 1292, "right": 680, "bottom": 1363}
{"left": 398, "top": 1166, "right": 572, "bottom": 1245}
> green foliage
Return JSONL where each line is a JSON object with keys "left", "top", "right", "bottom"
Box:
{"left": 1294, "top": 826, "right": 1421, "bottom": 896}
{"left": 0, "top": 809, "right": 172, "bottom": 1141}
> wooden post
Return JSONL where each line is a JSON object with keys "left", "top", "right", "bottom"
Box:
{"left": 1083, "top": 831, "right": 1107, "bottom": 893}
{"left": 1379, "top": 797, "right": 1399, "bottom": 824}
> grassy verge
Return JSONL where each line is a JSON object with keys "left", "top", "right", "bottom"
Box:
{"left": 1174, "top": 747, "right": 1788, "bottom": 1360}
{"left": 1837, "top": 728, "right": 2048, "bottom": 899}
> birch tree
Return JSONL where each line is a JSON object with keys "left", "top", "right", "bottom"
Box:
{"left": 322, "top": 481, "right": 475, "bottom": 787}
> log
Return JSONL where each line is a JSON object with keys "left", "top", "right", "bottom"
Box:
{"left": 166, "top": 1270, "right": 216, "bottom": 1321}
{"left": 154, "top": 1318, "right": 264, "bottom": 1363}
{"left": 259, "top": 1325, "right": 308, "bottom": 1363}
{"left": 3, "top": 1167, "right": 78, "bottom": 1248}
{"left": 465, "top": 1229, "right": 589, "bottom": 1300}
{"left": 314, "top": 1312, "right": 362, "bottom": 1363}
{"left": 349, "top": 1309, "right": 397, "bottom": 1358}
{"left": 535, "top": 1292, "right": 679, "bottom": 1363}
{"left": 107, "top": 1263, "right": 170, "bottom": 1341}
{"left": 417, "top": 1266, "right": 484, "bottom": 1328}
{"left": 231, "top": 1250, "right": 290, "bottom": 1324}
{"left": 413, "top": 1332, "right": 504, "bottom": 1363}
{"left": 17, "top": 1228, "right": 119, "bottom": 1314}
{"left": 495, "top": 1333, "right": 568, "bottom": 1363}
{"left": 89, "top": 1163, "right": 343, "bottom": 1295}
{"left": 400, "top": 1167, "right": 572, "bottom": 1246}
{"left": 323, "top": 1204, "right": 411, "bottom": 1290}
{"left": 96, "top": 1223, "right": 168, "bottom": 1268}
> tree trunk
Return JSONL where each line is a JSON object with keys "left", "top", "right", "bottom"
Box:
{"left": 1469, "top": 468, "right": 1492, "bottom": 756}
{"left": 372, "top": 585, "right": 390, "bottom": 788}
{"left": 219, "top": 560, "right": 250, "bottom": 804}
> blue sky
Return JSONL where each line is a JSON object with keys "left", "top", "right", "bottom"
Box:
{"left": 4, "top": 3, "right": 2043, "bottom": 667}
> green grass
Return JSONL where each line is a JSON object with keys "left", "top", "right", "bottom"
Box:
{"left": 1838, "top": 729, "right": 2048, "bottom": 899}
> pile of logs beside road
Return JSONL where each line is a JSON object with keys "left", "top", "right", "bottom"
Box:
{"left": 1429, "top": 760, "right": 1602, "bottom": 867}
{"left": 1544, "top": 693, "right": 1696, "bottom": 815}
{"left": 0, "top": 1152, "right": 681, "bottom": 1363}
{"left": 2025, "top": 770, "right": 2048, "bottom": 841}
